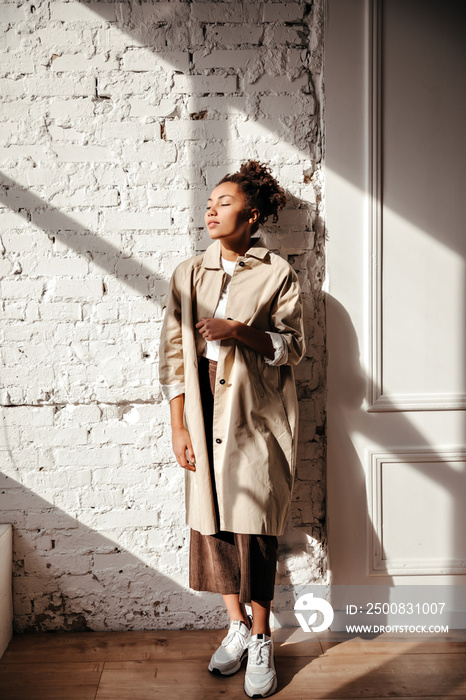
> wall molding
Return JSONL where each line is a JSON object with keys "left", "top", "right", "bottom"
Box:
{"left": 369, "top": 393, "right": 466, "bottom": 413}
{"left": 367, "top": 448, "right": 466, "bottom": 576}
{"left": 366, "top": 0, "right": 466, "bottom": 412}
{"left": 367, "top": 0, "right": 383, "bottom": 411}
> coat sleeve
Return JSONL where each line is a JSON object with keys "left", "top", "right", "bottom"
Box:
{"left": 158, "top": 264, "right": 187, "bottom": 402}
{"left": 268, "top": 265, "right": 306, "bottom": 367}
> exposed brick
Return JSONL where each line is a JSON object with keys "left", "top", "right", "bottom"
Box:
{"left": 36, "top": 28, "right": 94, "bottom": 47}
{"left": 26, "top": 76, "right": 95, "bottom": 97}
{"left": 206, "top": 25, "right": 263, "bottom": 46}
{"left": 49, "top": 278, "right": 104, "bottom": 299}
{"left": 131, "top": 2, "right": 190, "bottom": 24}
{"left": 1, "top": 54, "right": 35, "bottom": 73}
{"left": 122, "top": 50, "right": 189, "bottom": 73}
{"left": 1, "top": 0, "right": 327, "bottom": 635}
{"left": 262, "top": 3, "right": 303, "bottom": 22}
{"left": 1, "top": 280, "right": 44, "bottom": 299}
{"left": 260, "top": 93, "right": 316, "bottom": 116}
{"left": 39, "top": 303, "right": 83, "bottom": 321}
{"left": 0, "top": 5, "right": 27, "bottom": 23}
{"left": 146, "top": 191, "right": 192, "bottom": 209}
{"left": 190, "top": 3, "right": 245, "bottom": 23}
{"left": 0, "top": 78, "right": 27, "bottom": 97}
{"left": 244, "top": 73, "right": 309, "bottom": 93}
{"left": 103, "top": 211, "right": 171, "bottom": 230}
{"left": 53, "top": 145, "right": 114, "bottom": 163}
{"left": 0, "top": 406, "right": 55, "bottom": 427}
{"left": 128, "top": 98, "right": 178, "bottom": 118}
{"left": 193, "top": 49, "right": 258, "bottom": 70}
{"left": 31, "top": 210, "right": 99, "bottom": 231}
{"left": 186, "top": 95, "right": 247, "bottom": 115}
{"left": 120, "top": 142, "right": 176, "bottom": 164}
{"left": 0, "top": 211, "right": 29, "bottom": 229}
{"left": 173, "top": 74, "right": 237, "bottom": 94}
{"left": 51, "top": 54, "right": 119, "bottom": 72}
{"left": 50, "top": 3, "right": 122, "bottom": 23}
{"left": 164, "top": 120, "right": 227, "bottom": 142}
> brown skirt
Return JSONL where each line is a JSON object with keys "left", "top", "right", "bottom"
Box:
{"left": 188, "top": 356, "right": 278, "bottom": 604}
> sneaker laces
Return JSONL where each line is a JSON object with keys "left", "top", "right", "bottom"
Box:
{"left": 248, "top": 637, "right": 271, "bottom": 667}
{"left": 222, "top": 625, "right": 248, "bottom": 650}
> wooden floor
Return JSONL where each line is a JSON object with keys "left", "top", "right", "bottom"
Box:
{"left": 1, "top": 628, "right": 466, "bottom": 699}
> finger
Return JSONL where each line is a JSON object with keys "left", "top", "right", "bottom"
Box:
{"left": 187, "top": 441, "right": 196, "bottom": 467}
{"left": 176, "top": 452, "right": 195, "bottom": 472}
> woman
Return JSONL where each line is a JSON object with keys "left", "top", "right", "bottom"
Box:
{"left": 159, "top": 161, "right": 305, "bottom": 698}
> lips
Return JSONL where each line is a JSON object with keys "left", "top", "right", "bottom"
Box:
{"left": 207, "top": 220, "right": 219, "bottom": 228}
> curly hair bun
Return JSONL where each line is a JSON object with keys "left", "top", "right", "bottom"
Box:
{"left": 218, "top": 160, "right": 287, "bottom": 230}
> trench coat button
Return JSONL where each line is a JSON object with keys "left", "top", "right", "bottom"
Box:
{"left": 238, "top": 261, "right": 245, "bottom": 267}
{"left": 215, "top": 438, "right": 222, "bottom": 444}
{"left": 219, "top": 379, "right": 225, "bottom": 385}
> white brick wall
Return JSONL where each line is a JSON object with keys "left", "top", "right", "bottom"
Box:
{"left": 0, "top": 0, "right": 326, "bottom": 632}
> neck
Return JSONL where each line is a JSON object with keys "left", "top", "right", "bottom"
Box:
{"left": 220, "top": 235, "right": 254, "bottom": 261}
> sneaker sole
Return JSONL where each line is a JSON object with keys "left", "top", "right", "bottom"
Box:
{"left": 208, "top": 648, "right": 248, "bottom": 676}
{"left": 244, "top": 674, "right": 278, "bottom": 698}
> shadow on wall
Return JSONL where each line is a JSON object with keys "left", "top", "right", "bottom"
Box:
{"left": 0, "top": 468, "right": 229, "bottom": 633}
{"left": 0, "top": 172, "right": 169, "bottom": 407}
{"left": 327, "top": 294, "right": 466, "bottom": 623}
{"left": 0, "top": 185, "right": 325, "bottom": 633}
{"left": 0, "top": 175, "right": 167, "bottom": 286}
{"left": 0, "top": 0, "right": 327, "bottom": 631}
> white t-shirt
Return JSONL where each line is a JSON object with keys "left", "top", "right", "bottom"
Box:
{"left": 204, "top": 257, "right": 236, "bottom": 362}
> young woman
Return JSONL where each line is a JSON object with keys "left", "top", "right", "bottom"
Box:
{"left": 159, "top": 161, "right": 305, "bottom": 698}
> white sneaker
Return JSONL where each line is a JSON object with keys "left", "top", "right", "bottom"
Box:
{"left": 244, "top": 633, "right": 277, "bottom": 698}
{"left": 208, "top": 618, "right": 251, "bottom": 676}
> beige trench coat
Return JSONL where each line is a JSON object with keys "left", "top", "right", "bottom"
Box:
{"left": 159, "top": 237, "right": 305, "bottom": 536}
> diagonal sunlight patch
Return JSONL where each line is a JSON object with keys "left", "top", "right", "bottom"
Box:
{"left": 0, "top": 0, "right": 327, "bottom": 634}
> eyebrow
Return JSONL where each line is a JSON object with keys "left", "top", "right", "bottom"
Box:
{"left": 207, "top": 194, "right": 236, "bottom": 202}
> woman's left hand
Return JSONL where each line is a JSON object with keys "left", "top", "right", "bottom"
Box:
{"left": 196, "top": 318, "right": 237, "bottom": 341}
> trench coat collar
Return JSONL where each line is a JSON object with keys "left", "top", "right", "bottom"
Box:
{"left": 201, "top": 237, "right": 270, "bottom": 270}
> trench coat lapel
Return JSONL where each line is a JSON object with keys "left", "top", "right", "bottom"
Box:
{"left": 194, "top": 239, "right": 223, "bottom": 324}
{"left": 195, "top": 238, "right": 268, "bottom": 323}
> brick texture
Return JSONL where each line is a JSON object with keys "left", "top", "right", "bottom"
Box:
{"left": 0, "top": 0, "right": 326, "bottom": 632}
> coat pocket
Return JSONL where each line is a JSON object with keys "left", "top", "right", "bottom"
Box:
{"left": 242, "top": 346, "right": 266, "bottom": 398}
{"left": 277, "top": 387, "right": 292, "bottom": 439}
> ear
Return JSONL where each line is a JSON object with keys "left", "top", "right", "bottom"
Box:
{"left": 249, "top": 208, "right": 260, "bottom": 224}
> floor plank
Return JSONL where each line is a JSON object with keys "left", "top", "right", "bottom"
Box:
{"left": 91, "top": 653, "right": 466, "bottom": 700}
{"left": 95, "top": 659, "right": 247, "bottom": 700}
{"left": 1, "top": 629, "right": 466, "bottom": 700}
{"left": 1, "top": 630, "right": 227, "bottom": 664}
{"left": 318, "top": 629, "right": 466, "bottom": 656}
{"left": 0, "top": 661, "right": 103, "bottom": 700}
{"left": 277, "top": 653, "right": 466, "bottom": 697}
{"left": 2, "top": 628, "right": 322, "bottom": 664}
{"left": 272, "top": 627, "right": 323, "bottom": 656}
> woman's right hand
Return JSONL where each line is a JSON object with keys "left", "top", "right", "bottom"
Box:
{"left": 172, "top": 426, "right": 196, "bottom": 471}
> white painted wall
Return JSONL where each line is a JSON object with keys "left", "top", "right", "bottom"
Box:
{"left": 326, "top": 0, "right": 466, "bottom": 595}
{"left": 0, "top": 1, "right": 326, "bottom": 631}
